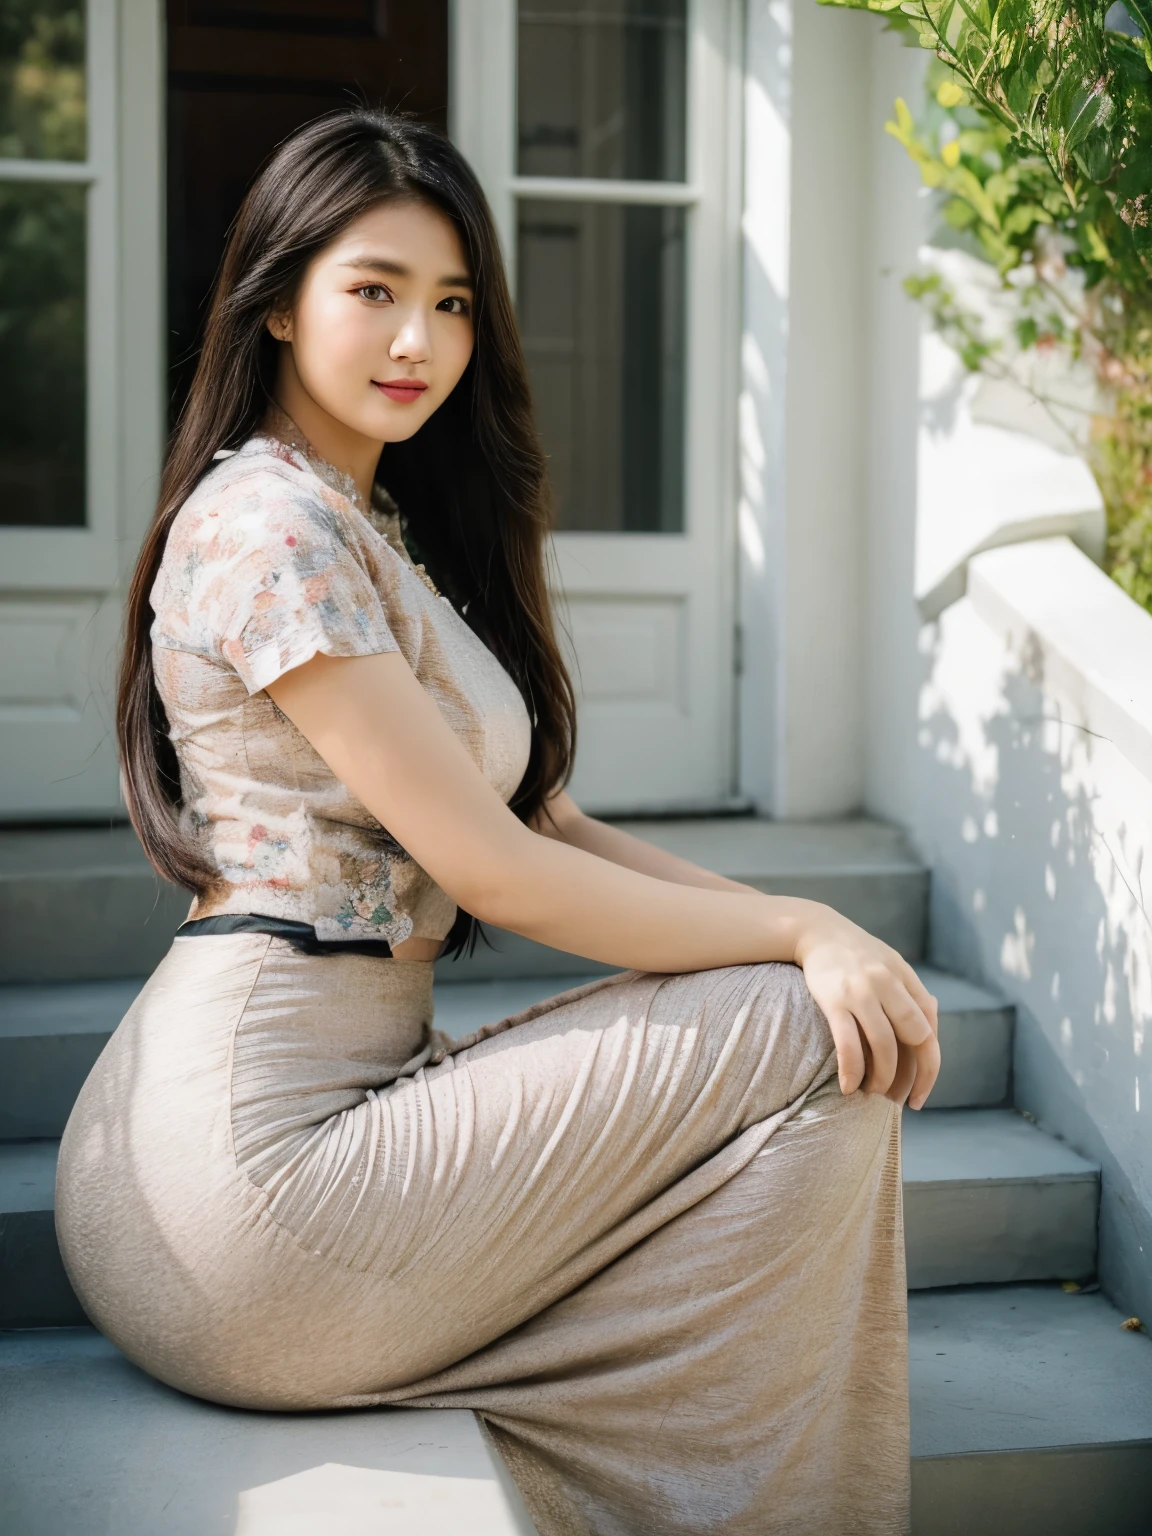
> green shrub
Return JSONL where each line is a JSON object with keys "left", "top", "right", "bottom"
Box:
{"left": 816, "top": 0, "right": 1152, "bottom": 609}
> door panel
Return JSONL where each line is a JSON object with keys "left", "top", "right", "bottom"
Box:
{"left": 453, "top": 0, "right": 742, "bottom": 812}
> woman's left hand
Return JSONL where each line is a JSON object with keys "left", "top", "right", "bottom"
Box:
{"left": 793, "top": 910, "right": 940, "bottom": 1110}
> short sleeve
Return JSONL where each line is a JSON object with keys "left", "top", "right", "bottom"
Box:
{"left": 154, "top": 469, "right": 399, "bottom": 695}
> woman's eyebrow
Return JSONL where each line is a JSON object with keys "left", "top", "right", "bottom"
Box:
{"left": 339, "top": 255, "right": 473, "bottom": 288}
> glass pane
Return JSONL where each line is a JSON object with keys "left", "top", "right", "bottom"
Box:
{"left": 518, "top": 199, "right": 685, "bottom": 533}
{"left": 518, "top": 0, "right": 686, "bottom": 181}
{"left": 0, "top": 180, "right": 86, "bottom": 527}
{"left": 0, "top": 0, "right": 86, "bottom": 162}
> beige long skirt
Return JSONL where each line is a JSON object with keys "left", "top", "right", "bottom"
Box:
{"left": 56, "top": 934, "right": 909, "bottom": 1535}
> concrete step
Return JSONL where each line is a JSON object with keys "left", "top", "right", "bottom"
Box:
{"left": 909, "top": 1285, "right": 1152, "bottom": 1535}
{"left": 0, "top": 1109, "right": 1096, "bottom": 1327}
{"left": 0, "top": 979, "right": 144, "bottom": 1140}
{"left": 916, "top": 967, "right": 1012, "bottom": 1111}
{"left": 0, "top": 817, "right": 929, "bottom": 985}
{"left": 903, "top": 1110, "right": 1098, "bottom": 1289}
{"left": 0, "top": 826, "right": 190, "bottom": 985}
{"left": 0, "top": 963, "right": 1010, "bottom": 1142}
{"left": 3, "top": 1288, "right": 1150, "bottom": 1535}
{"left": 0, "top": 1327, "right": 538, "bottom": 1536}
{"left": 0, "top": 1140, "right": 86, "bottom": 1328}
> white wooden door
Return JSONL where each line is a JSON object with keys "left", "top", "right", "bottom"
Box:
{"left": 0, "top": 0, "right": 164, "bottom": 818}
{"left": 452, "top": 0, "right": 743, "bottom": 812}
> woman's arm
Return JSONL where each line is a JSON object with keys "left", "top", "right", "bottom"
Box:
{"left": 531, "top": 790, "right": 756, "bottom": 894}
{"left": 268, "top": 651, "right": 940, "bottom": 1108}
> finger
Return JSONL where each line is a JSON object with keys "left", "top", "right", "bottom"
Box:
{"left": 851, "top": 997, "right": 899, "bottom": 1096}
{"left": 908, "top": 1031, "right": 942, "bottom": 1110}
{"left": 898, "top": 963, "right": 940, "bottom": 1035}
{"left": 885, "top": 1041, "right": 918, "bottom": 1107}
{"left": 825, "top": 1007, "right": 866, "bottom": 1096}
{"left": 873, "top": 973, "right": 935, "bottom": 1049}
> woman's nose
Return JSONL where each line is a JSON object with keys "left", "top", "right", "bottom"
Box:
{"left": 390, "top": 310, "right": 430, "bottom": 364}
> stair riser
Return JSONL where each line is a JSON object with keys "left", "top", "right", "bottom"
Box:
{"left": 3, "top": 1179, "right": 1099, "bottom": 1329}
{"left": 0, "top": 1035, "right": 112, "bottom": 1141}
{"left": 0, "top": 996, "right": 1012, "bottom": 1142}
{"left": 905, "top": 1180, "right": 1098, "bottom": 1288}
{"left": 911, "top": 1443, "right": 1152, "bottom": 1536}
{"left": 0, "top": 868, "right": 929, "bottom": 986}
{"left": 928, "top": 1008, "right": 1012, "bottom": 1110}
{"left": 0, "top": 874, "right": 190, "bottom": 985}
{"left": 0, "top": 1210, "right": 86, "bottom": 1329}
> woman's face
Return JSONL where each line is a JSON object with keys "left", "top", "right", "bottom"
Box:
{"left": 268, "top": 198, "right": 475, "bottom": 445}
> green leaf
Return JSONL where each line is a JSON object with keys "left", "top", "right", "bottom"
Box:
{"left": 1001, "top": 201, "right": 1053, "bottom": 236}
{"left": 943, "top": 196, "right": 978, "bottom": 227}
{"left": 1120, "top": 0, "right": 1152, "bottom": 53}
{"left": 1075, "top": 127, "right": 1116, "bottom": 184}
{"left": 1046, "top": 64, "right": 1114, "bottom": 155}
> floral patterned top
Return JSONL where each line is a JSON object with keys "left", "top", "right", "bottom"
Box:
{"left": 150, "top": 411, "right": 533, "bottom": 946}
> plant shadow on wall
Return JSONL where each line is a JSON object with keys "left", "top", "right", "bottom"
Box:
{"left": 916, "top": 600, "right": 1152, "bottom": 1317}
{"left": 815, "top": 0, "right": 1152, "bottom": 609}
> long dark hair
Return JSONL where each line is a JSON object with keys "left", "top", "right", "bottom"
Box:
{"left": 118, "top": 110, "right": 576, "bottom": 953}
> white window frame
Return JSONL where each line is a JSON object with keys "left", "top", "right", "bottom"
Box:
{"left": 0, "top": 0, "right": 126, "bottom": 588}
{"left": 0, "top": 0, "right": 164, "bottom": 819}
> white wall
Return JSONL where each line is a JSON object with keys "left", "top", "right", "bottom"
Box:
{"left": 739, "top": 0, "right": 872, "bottom": 817}
{"left": 911, "top": 542, "right": 1152, "bottom": 1322}
{"left": 771, "top": 19, "right": 1152, "bottom": 1316}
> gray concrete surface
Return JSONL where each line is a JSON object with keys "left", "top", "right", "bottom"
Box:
{"left": 0, "top": 963, "right": 1010, "bottom": 1142}
{"left": 903, "top": 1110, "right": 1099, "bottom": 1288}
{"left": 3, "top": 1104, "right": 1100, "bottom": 1326}
{"left": 5, "top": 1293, "right": 1150, "bottom": 1535}
{"left": 917, "top": 967, "right": 1013, "bottom": 1110}
{"left": 908, "top": 1285, "right": 1152, "bottom": 1533}
{"left": 908, "top": 1284, "right": 1152, "bottom": 1456}
{"left": 0, "top": 980, "right": 142, "bottom": 1139}
{"left": 0, "top": 1328, "right": 537, "bottom": 1536}
{"left": 0, "top": 826, "right": 189, "bottom": 984}
{"left": 0, "top": 817, "right": 930, "bottom": 986}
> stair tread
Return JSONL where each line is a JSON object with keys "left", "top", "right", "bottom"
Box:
{"left": 609, "top": 816, "right": 925, "bottom": 875}
{"left": 0, "top": 978, "right": 146, "bottom": 1038}
{"left": 915, "top": 967, "right": 1010, "bottom": 1014}
{"left": 3, "top": 1293, "right": 1149, "bottom": 1533}
{"left": 909, "top": 1285, "right": 1152, "bottom": 1457}
{"left": 0, "top": 1328, "right": 535, "bottom": 1536}
{"left": 0, "top": 1139, "right": 57, "bottom": 1212}
{"left": 0, "top": 824, "right": 156, "bottom": 878}
{"left": 903, "top": 1109, "right": 1099, "bottom": 1187}
{"left": 0, "top": 818, "right": 925, "bottom": 882}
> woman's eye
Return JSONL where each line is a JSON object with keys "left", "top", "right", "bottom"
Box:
{"left": 438, "top": 296, "right": 471, "bottom": 316}
{"left": 356, "top": 285, "right": 391, "bottom": 303}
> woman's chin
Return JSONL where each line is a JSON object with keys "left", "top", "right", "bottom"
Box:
{"left": 346, "top": 394, "right": 431, "bottom": 445}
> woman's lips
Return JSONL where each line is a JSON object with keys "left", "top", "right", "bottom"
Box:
{"left": 374, "top": 380, "right": 428, "bottom": 404}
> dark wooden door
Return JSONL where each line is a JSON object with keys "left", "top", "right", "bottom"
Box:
{"left": 166, "top": 0, "right": 448, "bottom": 419}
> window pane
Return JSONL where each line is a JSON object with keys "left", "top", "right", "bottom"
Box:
{"left": 518, "top": 1, "right": 686, "bottom": 181}
{"left": 518, "top": 199, "right": 685, "bottom": 533}
{"left": 0, "top": 0, "right": 86, "bottom": 162}
{"left": 0, "top": 180, "right": 86, "bottom": 527}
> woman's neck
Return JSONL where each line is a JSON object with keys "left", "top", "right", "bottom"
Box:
{"left": 271, "top": 361, "right": 382, "bottom": 510}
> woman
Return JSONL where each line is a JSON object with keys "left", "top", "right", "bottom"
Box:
{"left": 56, "top": 110, "right": 938, "bottom": 1535}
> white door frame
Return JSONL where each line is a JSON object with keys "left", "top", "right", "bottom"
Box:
{"left": 0, "top": 0, "right": 165, "bottom": 817}
{"left": 451, "top": 0, "right": 745, "bottom": 814}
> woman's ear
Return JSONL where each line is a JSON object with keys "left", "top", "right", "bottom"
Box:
{"left": 266, "top": 309, "right": 293, "bottom": 343}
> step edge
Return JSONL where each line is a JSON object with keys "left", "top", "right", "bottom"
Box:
{"left": 904, "top": 1170, "right": 1101, "bottom": 1189}
{"left": 911, "top": 1437, "right": 1152, "bottom": 1462}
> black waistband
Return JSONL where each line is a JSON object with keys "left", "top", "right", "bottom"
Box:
{"left": 176, "top": 914, "right": 393, "bottom": 957}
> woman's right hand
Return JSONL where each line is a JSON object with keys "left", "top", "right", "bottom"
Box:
{"left": 793, "top": 910, "right": 940, "bottom": 1110}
